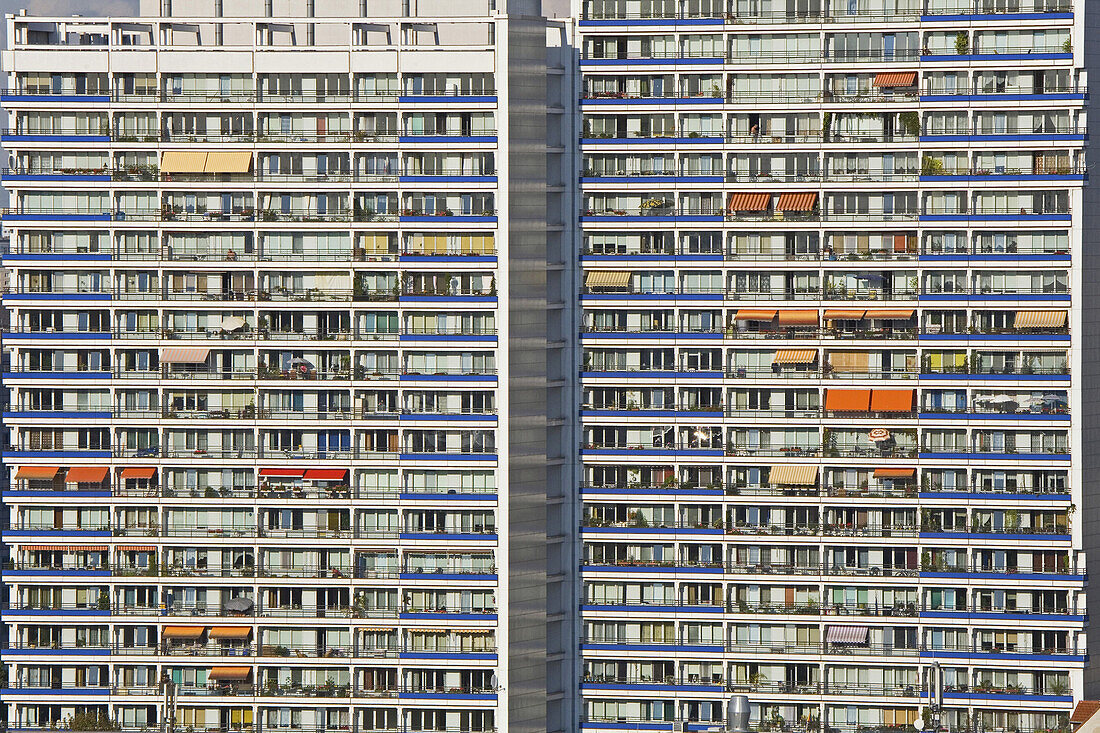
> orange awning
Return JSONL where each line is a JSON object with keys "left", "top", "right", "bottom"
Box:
{"left": 825, "top": 389, "right": 872, "bottom": 412}
{"left": 824, "top": 309, "right": 865, "bottom": 320}
{"left": 117, "top": 545, "right": 156, "bottom": 552}
{"left": 773, "top": 349, "right": 817, "bottom": 364}
{"left": 65, "top": 466, "right": 109, "bottom": 483}
{"left": 209, "top": 627, "right": 252, "bottom": 640}
{"left": 208, "top": 666, "right": 252, "bottom": 681}
{"left": 871, "top": 389, "right": 916, "bottom": 413}
{"left": 162, "top": 626, "right": 205, "bottom": 639}
{"left": 120, "top": 467, "right": 156, "bottom": 480}
{"left": 778, "top": 310, "right": 819, "bottom": 326}
{"left": 727, "top": 193, "right": 771, "bottom": 212}
{"left": 1014, "top": 311, "right": 1067, "bottom": 329}
{"left": 874, "top": 72, "right": 917, "bottom": 87}
{"left": 864, "top": 309, "right": 915, "bottom": 320}
{"left": 775, "top": 193, "right": 818, "bottom": 211}
{"left": 734, "top": 309, "right": 777, "bottom": 321}
{"left": 15, "top": 466, "right": 60, "bottom": 480}
{"left": 874, "top": 467, "right": 916, "bottom": 479}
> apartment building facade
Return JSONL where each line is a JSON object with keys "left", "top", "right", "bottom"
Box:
{"left": 574, "top": 0, "right": 1090, "bottom": 730}
{"left": 0, "top": 2, "right": 572, "bottom": 732}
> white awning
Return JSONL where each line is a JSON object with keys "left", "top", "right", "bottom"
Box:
{"left": 827, "top": 625, "right": 869, "bottom": 644}
{"left": 160, "top": 348, "right": 210, "bottom": 364}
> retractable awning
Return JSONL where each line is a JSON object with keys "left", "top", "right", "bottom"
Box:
{"left": 120, "top": 467, "right": 156, "bottom": 480}
{"left": 162, "top": 626, "right": 204, "bottom": 639}
{"left": 585, "top": 271, "right": 631, "bottom": 289}
{"left": 208, "top": 666, "right": 252, "bottom": 681}
{"left": 23, "top": 545, "right": 107, "bottom": 552}
{"left": 823, "top": 309, "right": 865, "bottom": 320}
{"left": 874, "top": 72, "right": 917, "bottom": 87}
{"left": 160, "top": 151, "right": 209, "bottom": 174}
{"left": 827, "top": 625, "right": 869, "bottom": 644}
{"left": 259, "top": 468, "right": 305, "bottom": 478}
{"left": 1014, "top": 311, "right": 1067, "bottom": 329}
{"left": 734, "top": 309, "right": 777, "bottom": 321}
{"left": 727, "top": 193, "right": 771, "bottom": 212}
{"left": 208, "top": 627, "right": 252, "bottom": 640}
{"left": 864, "top": 309, "right": 915, "bottom": 320}
{"left": 777, "top": 310, "right": 819, "bottom": 326}
{"left": 768, "top": 465, "right": 818, "bottom": 486}
{"left": 773, "top": 349, "right": 817, "bottom": 364}
{"left": 65, "top": 466, "right": 109, "bottom": 483}
{"left": 775, "top": 193, "right": 818, "bottom": 211}
{"left": 15, "top": 466, "right": 60, "bottom": 480}
{"left": 160, "top": 347, "right": 210, "bottom": 364}
{"left": 871, "top": 389, "right": 915, "bottom": 413}
{"left": 204, "top": 151, "right": 252, "bottom": 173}
{"left": 874, "top": 467, "right": 916, "bottom": 479}
{"left": 825, "top": 389, "right": 872, "bottom": 412}
{"left": 303, "top": 469, "right": 348, "bottom": 480}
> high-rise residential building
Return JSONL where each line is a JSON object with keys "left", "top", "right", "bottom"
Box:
{"left": 0, "top": 2, "right": 574, "bottom": 732}
{"left": 2, "top": 0, "right": 1099, "bottom": 731}
{"left": 574, "top": 0, "right": 1089, "bottom": 730}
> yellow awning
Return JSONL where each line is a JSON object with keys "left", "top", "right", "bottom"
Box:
{"left": 769, "top": 464, "right": 818, "bottom": 486}
{"left": 1014, "top": 311, "right": 1067, "bottom": 329}
{"left": 773, "top": 349, "right": 817, "bottom": 365}
{"left": 161, "top": 151, "right": 209, "bottom": 174}
{"left": 204, "top": 151, "right": 253, "bottom": 174}
{"left": 585, "top": 271, "right": 631, "bottom": 289}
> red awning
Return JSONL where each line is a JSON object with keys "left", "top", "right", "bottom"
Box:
{"left": 259, "top": 468, "right": 306, "bottom": 478}
{"left": 727, "top": 193, "right": 771, "bottom": 212}
{"left": 65, "top": 466, "right": 109, "bottom": 483}
{"left": 15, "top": 466, "right": 60, "bottom": 480}
{"left": 775, "top": 193, "right": 818, "bottom": 211}
{"left": 120, "top": 467, "right": 157, "bottom": 480}
{"left": 825, "top": 389, "right": 872, "bottom": 412}
{"left": 874, "top": 72, "right": 917, "bottom": 88}
{"left": 303, "top": 469, "right": 348, "bottom": 480}
{"left": 870, "top": 389, "right": 916, "bottom": 413}
{"left": 117, "top": 545, "right": 157, "bottom": 552}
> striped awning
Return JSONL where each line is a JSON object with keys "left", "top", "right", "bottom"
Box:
{"left": 874, "top": 72, "right": 917, "bottom": 87}
{"left": 204, "top": 151, "right": 253, "bottom": 173}
{"left": 864, "top": 309, "right": 915, "bottom": 320}
{"left": 23, "top": 545, "right": 108, "bottom": 552}
{"left": 777, "top": 310, "right": 819, "bottom": 326}
{"left": 773, "top": 349, "right": 817, "bottom": 364}
{"left": 1014, "top": 311, "right": 1067, "bottom": 329}
{"left": 65, "top": 466, "right": 109, "bottom": 483}
{"left": 15, "top": 466, "right": 60, "bottom": 480}
{"left": 161, "top": 347, "right": 211, "bottom": 364}
{"left": 769, "top": 464, "right": 818, "bottom": 486}
{"left": 823, "top": 309, "right": 865, "bottom": 320}
{"left": 357, "top": 627, "right": 397, "bottom": 632}
{"left": 160, "top": 151, "right": 209, "bottom": 174}
{"left": 120, "top": 467, "right": 156, "bottom": 480}
{"left": 208, "top": 627, "right": 252, "bottom": 639}
{"left": 208, "top": 666, "right": 252, "bottom": 681}
{"left": 874, "top": 467, "right": 916, "bottom": 479}
{"left": 162, "top": 626, "right": 205, "bottom": 639}
{"left": 825, "top": 389, "right": 872, "bottom": 412}
{"left": 871, "top": 389, "right": 915, "bottom": 413}
{"left": 585, "top": 271, "right": 631, "bottom": 289}
{"left": 775, "top": 193, "right": 817, "bottom": 211}
{"left": 734, "top": 309, "right": 777, "bottom": 321}
{"left": 827, "top": 625, "right": 869, "bottom": 644}
{"left": 727, "top": 193, "right": 771, "bottom": 212}
{"left": 117, "top": 545, "right": 157, "bottom": 552}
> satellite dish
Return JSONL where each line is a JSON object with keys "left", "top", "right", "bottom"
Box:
{"left": 914, "top": 718, "right": 925, "bottom": 731}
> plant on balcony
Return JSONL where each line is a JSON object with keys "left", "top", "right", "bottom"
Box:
{"left": 899, "top": 111, "right": 920, "bottom": 137}
{"left": 1063, "top": 38, "right": 1072, "bottom": 53}
{"left": 64, "top": 713, "right": 120, "bottom": 731}
{"left": 954, "top": 32, "right": 969, "bottom": 54}
{"left": 921, "top": 156, "right": 946, "bottom": 175}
